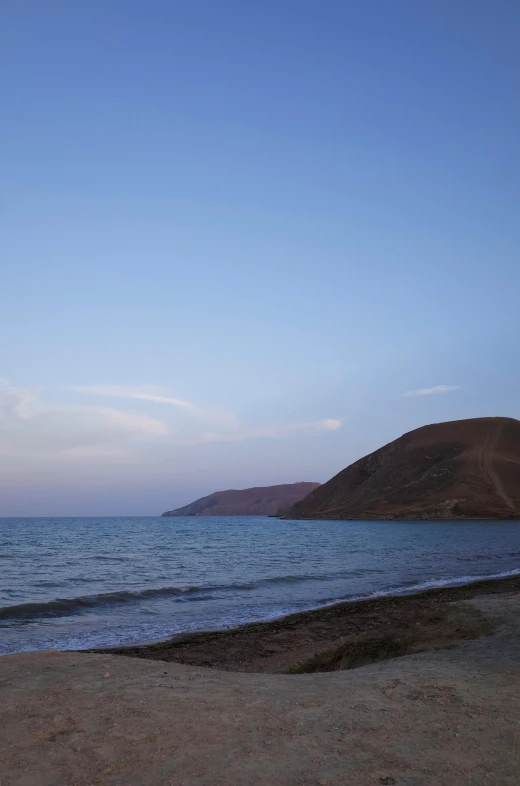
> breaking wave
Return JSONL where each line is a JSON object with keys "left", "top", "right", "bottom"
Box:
{"left": 2, "top": 567, "right": 519, "bottom": 623}
{"left": 0, "top": 574, "right": 335, "bottom": 622}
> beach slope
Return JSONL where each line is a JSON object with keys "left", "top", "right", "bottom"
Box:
{"left": 1, "top": 577, "right": 519, "bottom": 785}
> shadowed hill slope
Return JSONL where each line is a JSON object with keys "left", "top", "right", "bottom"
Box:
{"left": 162, "top": 482, "right": 320, "bottom": 517}
{"left": 281, "top": 417, "right": 520, "bottom": 520}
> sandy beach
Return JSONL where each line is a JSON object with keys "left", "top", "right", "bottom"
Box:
{"left": 1, "top": 575, "right": 519, "bottom": 786}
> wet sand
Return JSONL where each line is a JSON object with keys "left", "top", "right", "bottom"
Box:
{"left": 97, "top": 574, "right": 520, "bottom": 673}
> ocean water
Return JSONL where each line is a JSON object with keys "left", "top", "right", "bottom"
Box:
{"left": 1, "top": 516, "right": 519, "bottom": 655}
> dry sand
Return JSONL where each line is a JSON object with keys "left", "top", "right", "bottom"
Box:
{"left": 1, "top": 585, "right": 519, "bottom": 785}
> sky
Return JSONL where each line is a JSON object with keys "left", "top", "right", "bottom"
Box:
{"left": 1, "top": 0, "right": 519, "bottom": 516}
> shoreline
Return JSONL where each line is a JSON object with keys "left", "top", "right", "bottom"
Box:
{"left": 3, "top": 575, "right": 520, "bottom": 785}
{"left": 93, "top": 571, "right": 520, "bottom": 673}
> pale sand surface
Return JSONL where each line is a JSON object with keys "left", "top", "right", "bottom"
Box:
{"left": 1, "top": 592, "right": 519, "bottom": 786}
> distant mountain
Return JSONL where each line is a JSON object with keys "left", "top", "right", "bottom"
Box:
{"left": 281, "top": 417, "right": 520, "bottom": 520}
{"left": 162, "top": 482, "right": 321, "bottom": 517}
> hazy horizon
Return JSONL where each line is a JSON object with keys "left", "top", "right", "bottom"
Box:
{"left": 2, "top": 1, "right": 519, "bottom": 516}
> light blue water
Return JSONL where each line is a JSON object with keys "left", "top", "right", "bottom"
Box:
{"left": 1, "top": 516, "right": 519, "bottom": 655}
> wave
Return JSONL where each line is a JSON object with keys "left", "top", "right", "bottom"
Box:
{"left": 339, "top": 567, "right": 520, "bottom": 604}
{"left": 0, "top": 573, "right": 347, "bottom": 623}
{"left": 2, "top": 567, "right": 519, "bottom": 624}
{"left": 0, "top": 575, "right": 318, "bottom": 622}
{"left": 0, "top": 586, "right": 204, "bottom": 621}
{"left": 249, "top": 567, "right": 520, "bottom": 624}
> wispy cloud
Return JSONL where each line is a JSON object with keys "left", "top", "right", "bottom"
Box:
{"left": 404, "top": 385, "right": 460, "bottom": 397}
{"left": 67, "top": 384, "right": 341, "bottom": 447}
{"left": 69, "top": 384, "right": 238, "bottom": 428}
{"left": 0, "top": 381, "right": 342, "bottom": 466}
{"left": 69, "top": 385, "right": 202, "bottom": 413}
{"left": 0, "top": 381, "right": 168, "bottom": 462}
{"left": 249, "top": 419, "right": 342, "bottom": 438}
{"left": 172, "top": 418, "right": 342, "bottom": 446}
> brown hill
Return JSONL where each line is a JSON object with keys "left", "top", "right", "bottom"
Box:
{"left": 281, "top": 417, "right": 520, "bottom": 520}
{"left": 161, "top": 482, "right": 320, "bottom": 517}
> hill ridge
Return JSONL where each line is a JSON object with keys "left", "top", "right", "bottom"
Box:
{"left": 162, "top": 481, "right": 320, "bottom": 517}
{"left": 281, "top": 417, "right": 520, "bottom": 520}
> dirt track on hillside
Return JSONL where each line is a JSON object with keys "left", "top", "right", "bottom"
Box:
{"left": 479, "top": 418, "right": 516, "bottom": 513}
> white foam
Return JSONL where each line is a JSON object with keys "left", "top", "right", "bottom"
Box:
{"left": 320, "top": 567, "right": 520, "bottom": 608}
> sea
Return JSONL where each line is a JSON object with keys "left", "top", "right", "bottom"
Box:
{"left": 1, "top": 516, "right": 520, "bottom": 656}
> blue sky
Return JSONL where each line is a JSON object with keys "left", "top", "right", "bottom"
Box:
{"left": 1, "top": 1, "right": 519, "bottom": 515}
